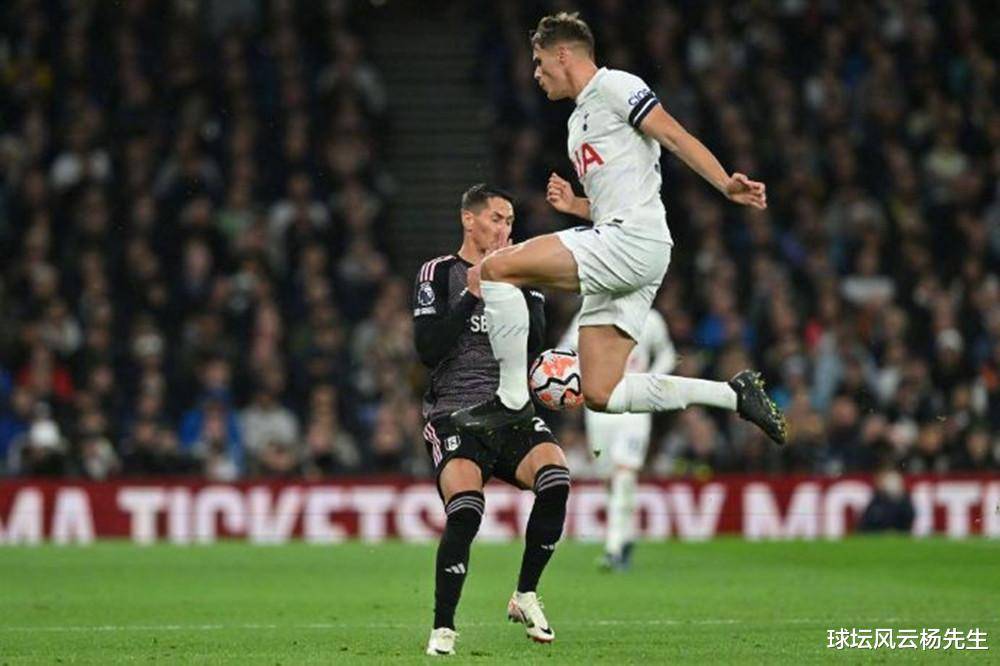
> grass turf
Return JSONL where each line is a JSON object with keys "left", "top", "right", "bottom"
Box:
{"left": 0, "top": 537, "right": 997, "bottom": 663}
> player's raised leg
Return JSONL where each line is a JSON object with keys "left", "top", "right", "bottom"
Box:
{"left": 452, "top": 234, "right": 579, "bottom": 432}
{"left": 580, "top": 325, "right": 787, "bottom": 444}
{"left": 426, "top": 458, "right": 485, "bottom": 656}
{"left": 506, "top": 440, "right": 570, "bottom": 643}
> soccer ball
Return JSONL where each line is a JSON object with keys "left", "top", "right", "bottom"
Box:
{"left": 529, "top": 348, "right": 584, "bottom": 410}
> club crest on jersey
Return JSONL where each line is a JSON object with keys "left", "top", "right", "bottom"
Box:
{"left": 445, "top": 435, "right": 460, "bottom": 452}
{"left": 572, "top": 142, "right": 604, "bottom": 178}
{"left": 417, "top": 281, "right": 435, "bottom": 306}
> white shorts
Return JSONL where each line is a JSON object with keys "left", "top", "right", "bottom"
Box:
{"left": 585, "top": 409, "right": 652, "bottom": 472}
{"left": 556, "top": 219, "right": 672, "bottom": 341}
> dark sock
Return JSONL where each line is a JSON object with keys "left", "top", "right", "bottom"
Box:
{"left": 433, "top": 491, "right": 484, "bottom": 629}
{"left": 517, "top": 465, "right": 570, "bottom": 593}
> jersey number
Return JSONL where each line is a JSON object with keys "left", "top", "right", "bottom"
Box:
{"left": 532, "top": 417, "right": 551, "bottom": 434}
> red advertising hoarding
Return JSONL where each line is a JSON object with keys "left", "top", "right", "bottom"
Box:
{"left": 1, "top": 474, "right": 997, "bottom": 544}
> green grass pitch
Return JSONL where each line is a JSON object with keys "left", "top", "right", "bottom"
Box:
{"left": 0, "top": 538, "right": 997, "bottom": 663}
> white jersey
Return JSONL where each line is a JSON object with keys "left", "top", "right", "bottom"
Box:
{"left": 567, "top": 67, "right": 671, "bottom": 242}
{"left": 558, "top": 308, "right": 675, "bottom": 375}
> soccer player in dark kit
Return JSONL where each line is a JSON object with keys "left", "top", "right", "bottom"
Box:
{"left": 414, "top": 184, "right": 569, "bottom": 656}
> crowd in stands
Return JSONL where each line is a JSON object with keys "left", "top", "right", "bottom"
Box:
{"left": 1, "top": 0, "right": 997, "bottom": 480}
{"left": 0, "top": 0, "right": 427, "bottom": 479}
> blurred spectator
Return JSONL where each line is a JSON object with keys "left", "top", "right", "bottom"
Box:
{"left": 17, "top": 345, "right": 74, "bottom": 408}
{"left": 0, "top": 387, "right": 34, "bottom": 472}
{"left": 49, "top": 117, "right": 111, "bottom": 193}
{"left": 122, "top": 419, "right": 198, "bottom": 477}
{"left": 652, "top": 408, "right": 734, "bottom": 478}
{"left": 302, "top": 413, "right": 361, "bottom": 478}
{"left": 255, "top": 440, "right": 303, "bottom": 478}
{"left": 301, "top": 383, "right": 360, "bottom": 477}
{"left": 6, "top": 405, "right": 69, "bottom": 477}
{"left": 858, "top": 470, "right": 915, "bottom": 533}
{"left": 181, "top": 397, "right": 244, "bottom": 480}
{"left": 316, "top": 32, "right": 388, "bottom": 119}
{"left": 241, "top": 366, "right": 300, "bottom": 468}
{"left": 951, "top": 427, "right": 999, "bottom": 471}
{"left": 79, "top": 434, "right": 121, "bottom": 481}
{"left": 905, "top": 422, "right": 950, "bottom": 474}
{"left": 370, "top": 404, "right": 407, "bottom": 473}
{"left": 268, "top": 172, "right": 330, "bottom": 274}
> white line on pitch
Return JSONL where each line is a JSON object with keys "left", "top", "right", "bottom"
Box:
{"left": 2, "top": 618, "right": 996, "bottom": 633}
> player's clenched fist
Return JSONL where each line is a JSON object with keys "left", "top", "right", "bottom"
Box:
{"left": 546, "top": 172, "right": 576, "bottom": 214}
{"left": 466, "top": 263, "right": 481, "bottom": 298}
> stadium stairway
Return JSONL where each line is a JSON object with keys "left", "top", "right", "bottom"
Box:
{"left": 372, "top": 8, "right": 493, "bottom": 278}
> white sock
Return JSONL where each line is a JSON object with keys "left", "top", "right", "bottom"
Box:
{"left": 606, "top": 468, "right": 636, "bottom": 557}
{"left": 481, "top": 280, "right": 530, "bottom": 409}
{"left": 604, "top": 374, "right": 737, "bottom": 413}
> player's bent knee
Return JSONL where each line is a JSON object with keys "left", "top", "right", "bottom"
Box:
{"left": 582, "top": 373, "right": 622, "bottom": 412}
{"left": 516, "top": 443, "right": 567, "bottom": 489}
{"left": 532, "top": 464, "right": 571, "bottom": 499}
{"left": 532, "top": 442, "right": 568, "bottom": 468}
{"left": 583, "top": 386, "right": 613, "bottom": 412}
{"left": 479, "top": 248, "right": 517, "bottom": 283}
{"left": 528, "top": 465, "right": 570, "bottom": 544}
{"left": 480, "top": 253, "right": 508, "bottom": 282}
{"left": 439, "top": 458, "right": 483, "bottom": 504}
{"left": 442, "top": 490, "right": 485, "bottom": 540}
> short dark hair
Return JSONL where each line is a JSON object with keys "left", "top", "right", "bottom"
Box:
{"left": 460, "top": 183, "right": 515, "bottom": 212}
{"left": 530, "top": 11, "right": 594, "bottom": 55}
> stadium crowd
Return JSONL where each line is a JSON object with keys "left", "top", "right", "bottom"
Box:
{"left": 1, "top": 0, "right": 998, "bottom": 480}
{"left": 0, "top": 0, "right": 423, "bottom": 479}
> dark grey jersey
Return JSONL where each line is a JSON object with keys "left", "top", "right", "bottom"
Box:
{"left": 412, "top": 254, "right": 545, "bottom": 422}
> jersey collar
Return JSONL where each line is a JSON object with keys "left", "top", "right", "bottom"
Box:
{"left": 575, "top": 67, "right": 606, "bottom": 105}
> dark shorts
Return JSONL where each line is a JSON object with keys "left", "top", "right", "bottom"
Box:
{"left": 423, "top": 415, "right": 559, "bottom": 496}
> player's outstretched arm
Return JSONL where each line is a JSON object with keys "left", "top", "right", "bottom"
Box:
{"left": 638, "top": 106, "right": 767, "bottom": 210}
{"left": 546, "top": 172, "right": 591, "bottom": 220}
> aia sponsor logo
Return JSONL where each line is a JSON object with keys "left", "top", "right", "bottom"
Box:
{"left": 572, "top": 142, "right": 604, "bottom": 178}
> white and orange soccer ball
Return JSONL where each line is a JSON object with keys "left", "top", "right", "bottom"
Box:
{"left": 529, "top": 348, "right": 584, "bottom": 410}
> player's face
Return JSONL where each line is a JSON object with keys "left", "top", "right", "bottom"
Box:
{"left": 532, "top": 45, "right": 568, "bottom": 100}
{"left": 468, "top": 197, "right": 514, "bottom": 254}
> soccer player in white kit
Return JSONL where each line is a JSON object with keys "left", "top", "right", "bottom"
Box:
{"left": 560, "top": 308, "right": 676, "bottom": 570}
{"left": 453, "top": 12, "right": 786, "bottom": 447}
